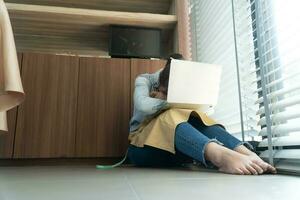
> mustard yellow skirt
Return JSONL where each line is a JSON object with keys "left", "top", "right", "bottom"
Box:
{"left": 128, "top": 108, "right": 223, "bottom": 154}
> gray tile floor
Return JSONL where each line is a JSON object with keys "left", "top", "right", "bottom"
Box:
{"left": 0, "top": 165, "right": 300, "bottom": 200}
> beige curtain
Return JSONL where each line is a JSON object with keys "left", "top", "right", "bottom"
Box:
{"left": 0, "top": 0, "right": 25, "bottom": 132}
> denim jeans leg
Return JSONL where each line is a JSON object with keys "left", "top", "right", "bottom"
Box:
{"left": 127, "top": 144, "right": 177, "bottom": 167}
{"left": 175, "top": 122, "right": 223, "bottom": 167}
{"left": 188, "top": 116, "right": 254, "bottom": 151}
{"left": 127, "top": 144, "right": 194, "bottom": 167}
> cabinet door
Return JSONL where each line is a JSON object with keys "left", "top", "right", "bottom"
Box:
{"left": 0, "top": 53, "right": 22, "bottom": 158}
{"left": 76, "top": 58, "right": 130, "bottom": 157}
{"left": 14, "top": 53, "right": 79, "bottom": 158}
{"left": 130, "top": 59, "right": 167, "bottom": 113}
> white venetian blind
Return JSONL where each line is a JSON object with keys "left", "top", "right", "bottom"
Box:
{"left": 232, "top": 0, "right": 300, "bottom": 170}
{"left": 190, "top": 0, "right": 258, "bottom": 140}
{"left": 191, "top": 0, "right": 300, "bottom": 172}
{"left": 231, "top": 0, "right": 261, "bottom": 141}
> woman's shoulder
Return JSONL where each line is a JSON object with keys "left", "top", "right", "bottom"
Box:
{"left": 135, "top": 68, "right": 163, "bottom": 86}
{"left": 137, "top": 68, "right": 162, "bottom": 78}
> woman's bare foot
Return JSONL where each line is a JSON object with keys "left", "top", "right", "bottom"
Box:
{"left": 234, "top": 145, "right": 277, "bottom": 174}
{"left": 204, "top": 142, "right": 266, "bottom": 175}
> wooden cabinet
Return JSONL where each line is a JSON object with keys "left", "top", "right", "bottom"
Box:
{"left": 0, "top": 109, "right": 17, "bottom": 158}
{"left": 1, "top": 53, "right": 164, "bottom": 159}
{"left": 13, "top": 53, "right": 79, "bottom": 158}
{"left": 75, "top": 57, "right": 130, "bottom": 157}
{"left": 130, "top": 59, "right": 167, "bottom": 113}
{"left": 0, "top": 53, "right": 23, "bottom": 158}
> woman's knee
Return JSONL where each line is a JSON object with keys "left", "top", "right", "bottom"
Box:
{"left": 175, "top": 122, "right": 192, "bottom": 134}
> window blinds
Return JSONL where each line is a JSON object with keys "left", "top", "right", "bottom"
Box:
{"left": 254, "top": 0, "right": 300, "bottom": 166}
{"left": 190, "top": 0, "right": 259, "bottom": 141}
{"left": 191, "top": 0, "right": 300, "bottom": 172}
{"left": 233, "top": 0, "right": 300, "bottom": 169}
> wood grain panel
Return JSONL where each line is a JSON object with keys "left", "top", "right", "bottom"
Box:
{"left": 14, "top": 53, "right": 79, "bottom": 158}
{"left": 10, "top": 19, "right": 172, "bottom": 42}
{"left": 7, "top": 2, "right": 176, "bottom": 56}
{"left": 6, "top": 3, "right": 177, "bottom": 29}
{"left": 175, "top": 0, "right": 192, "bottom": 60}
{"left": 76, "top": 58, "right": 130, "bottom": 157}
{"left": 14, "top": 34, "right": 109, "bottom": 57}
{"left": 5, "top": 0, "right": 172, "bottom": 14}
{"left": 0, "top": 53, "right": 22, "bottom": 158}
{"left": 130, "top": 59, "right": 167, "bottom": 114}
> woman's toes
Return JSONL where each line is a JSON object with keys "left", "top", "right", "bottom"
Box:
{"left": 251, "top": 163, "right": 264, "bottom": 174}
{"left": 242, "top": 167, "right": 252, "bottom": 175}
{"left": 260, "top": 162, "right": 270, "bottom": 172}
{"left": 235, "top": 168, "right": 244, "bottom": 175}
{"left": 248, "top": 154, "right": 270, "bottom": 172}
{"left": 267, "top": 164, "right": 277, "bottom": 173}
{"left": 254, "top": 159, "right": 276, "bottom": 174}
{"left": 246, "top": 165, "right": 258, "bottom": 175}
{"left": 233, "top": 168, "right": 244, "bottom": 175}
{"left": 258, "top": 160, "right": 276, "bottom": 173}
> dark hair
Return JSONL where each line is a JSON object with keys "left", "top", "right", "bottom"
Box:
{"left": 159, "top": 53, "right": 184, "bottom": 95}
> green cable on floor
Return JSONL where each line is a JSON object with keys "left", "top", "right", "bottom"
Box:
{"left": 96, "top": 149, "right": 128, "bottom": 170}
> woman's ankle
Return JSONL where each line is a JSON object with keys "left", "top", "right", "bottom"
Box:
{"left": 204, "top": 142, "right": 234, "bottom": 167}
{"left": 204, "top": 142, "right": 221, "bottom": 166}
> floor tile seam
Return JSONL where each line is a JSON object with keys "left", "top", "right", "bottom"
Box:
{"left": 123, "top": 175, "right": 143, "bottom": 200}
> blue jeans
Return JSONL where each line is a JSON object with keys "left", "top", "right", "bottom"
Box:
{"left": 128, "top": 115, "right": 253, "bottom": 168}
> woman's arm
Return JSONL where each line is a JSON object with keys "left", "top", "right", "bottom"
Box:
{"left": 134, "top": 76, "right": 169, "bottom": 115}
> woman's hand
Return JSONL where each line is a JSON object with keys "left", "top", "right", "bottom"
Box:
{"left": 150, "top": 91, "right": 167, "bottom": 100}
